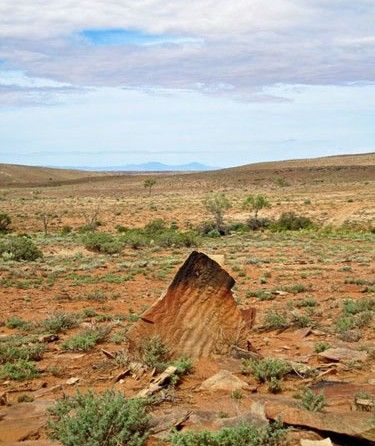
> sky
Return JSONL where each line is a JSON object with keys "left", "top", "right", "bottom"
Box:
{"left": 0, "top": 1, "right": 374, "bottom": 168}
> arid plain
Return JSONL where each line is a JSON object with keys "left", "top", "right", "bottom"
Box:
{"left": 0, "top": 153, "right": 374, "bottom": 445}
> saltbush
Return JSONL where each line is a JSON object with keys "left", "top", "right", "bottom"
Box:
{"left": 48, "top": 390, "right": 150, "bottom": 446}
{"left": 82, "top": 232, "right": 123, "bottom": 254}
{"left": 170, "top": 421, "right": 286, "bottom": 446}
{"left": 0, "top": 236, "right": 42, "bottom": 261}
{"left": 272, "top": 212, "right": 314, "bottom": 231}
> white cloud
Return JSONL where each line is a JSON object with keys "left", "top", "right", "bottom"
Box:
{"left": 0, "top": 1, "right": 374, "bottom": 103}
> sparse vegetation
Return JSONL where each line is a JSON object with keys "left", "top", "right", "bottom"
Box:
{"left": 203, "top": 193, "right": 231, "bottom": 234}
{"left": 0, "top": 236, "right": 42, "bottom": 261}
{"left": 62, "top": 326, "right": 111, "bottom": 351}
{"left": 48, "top": 390, "right": 150, "bottom": 446}
{"left": 299, "top": 388, "right": 326, "bottom": 412}
{"left": 170, "top": 421, "right": 287, "bottom": 446}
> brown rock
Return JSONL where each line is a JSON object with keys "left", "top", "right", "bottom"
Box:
{"left": 263, "top": 396, "right": 375, "bottom": 442}
{"left": 318, "top": 347, "right": 368, "bottom": 362}
{"left": 128, "top": 251, "right": 253, "bottom": 358}
{"left": 199, "top": 370, "right": 250, "bottom": 392}
{"left": 300, "top": 439, "right": 333, "bottom": 446}
{"left": 0, "top": 400, "right": 54, "bottom": 443}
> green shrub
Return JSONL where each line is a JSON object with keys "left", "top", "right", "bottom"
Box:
{"left": 343, "top": 298, "right": 375, "bottom": 315}
{"left": 41, "top": 312, "right": 79, "bottom": 334}
{"left": 60, "top": 225, "right": 73, "bottom": 235}
{"left": 0, "top": 336, "right": 44, "bottom": 363}
{"left": 62, "top": 326, "right": 110, "bottom": 352}
{"left": 170, "top": 421, "right": 286, "bottom": 446}
{"left": 48, "top": 390, "right": 150, "bottom": 446}
{"left": 247, "top": 217, "right": 272, "bottom": 231}
{"left": 0, "top": 213, "right": 11, "bottom": 233}
{"left": 140, "top": 336, "right": 170, "bottom": 372}
{"left": 0, "top": 359, "right": 39, "bottom": 381}
{"left": 242, "top": 357, "right": 291, "bottom": 383}
{"left": 272, "top": 212, "right": 314, "bottom": 231}
{"left": 0, "top": 236, "right": 42, "bottom": 261}
{"left": 263, "top": 309, "right": 289, "bottom": 330}
{"left": 299, "top": 388, "right": 326, "bottom": 412}
{"left": 6, "top": 315, "right": 29, "bottom": 330}
{"left": 314, "top": 342, "right": 330, "bottom": 353}
{"left": 82, "top": 232, "right": 123, "bottom": 254}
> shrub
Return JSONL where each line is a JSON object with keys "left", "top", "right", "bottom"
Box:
{"left": 243, "top": 194, "right": 271, "bottom": 220}
{"left": 82, "top": 232, "right": 122, "bottom": 254}
{"left": 41, "top": 312, "right": 79, "bottom": 334}
{"left": 272, "top": 212, "right": 314, "bottom": 231}
{"left": 60, "top": 225, "right": 72, "bottom": 235}
{"left": 247, "top": 217, "right": 272, "bottom": 231}
{"left": 299, "top": 388, "right": 326, "bottom": 412}
{"left": 170, "top": 421, "right": 286, "bottom": 446}
{"left": 0, "top": 336, "right": 44, "bottom": 363}
{"left": 314, "top": 342, "right": 330, "bottom": 353}
{"left": 203, "top": 193, "right": 231, "bottom": 234}
{"left": 0, "top": 236, "right": 42, "bottom": 261}
{"left": 0, "top": 359, "right": 39, "bottom": 381}
{"left": 140, "top": 336, "right": 170, "bottom": 372}
{"left": 6, "top": 315, "right": 29, "bottom": 330}
{"left": 242, "top": 357, "right": 291, "bottom": 383}
{"left": 0, "top": 213, "right": 11, "bottom": 233}
{"left": 263, "top": 309, "right": 289, "bottom": 330}
{"left": 48, "top": 390, "right": 150, "bottom": 446}
{"left": 62, "top": 326, "right": 110, "bottom": 352}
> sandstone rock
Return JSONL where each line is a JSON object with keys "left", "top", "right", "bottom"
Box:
{"left": 65, "top": 377, "right": 80, "bottom": 385}
{"left": 263, "top": 396, "right": 375, "bottom": 442}
{"left": 0, "top": 400, "right": 53, "bottom": 443}
{"left": 199, "top": 370, "right": 250, "bottom": 392}
{"left": 300, "top": 439, "right": 333, "bottom": 446}
{"left": 128, "top": 251, "right": 253, "bottom": 357}
{"left": 318, "top": 347, "right": 368, "bottom": 362}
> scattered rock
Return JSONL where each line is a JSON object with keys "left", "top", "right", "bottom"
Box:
{"left": 318, "top": 347, "right": 368, "bottom": 363}
{"left": 137, "top": 366, "right": 177, "bottom": 397}
{"left": 38, "top": 334, "right": 59, "bottom": 343}
{"left": 199, "top": 370, "right": 250, "bottom": 392}
{"left": 65, "top": 377, "right": 80, "bottom": 385}
{"left": 128, "top": 251, "right": 254, "bottom": 357}
{"left": 150, "top": 408, "right": 191, "bottom": 435}
{"left": 101, "top": 348, "right": 116, "bottom": 359}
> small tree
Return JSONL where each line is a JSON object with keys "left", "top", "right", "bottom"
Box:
{"left": 144, "top": 179, "right": 156, "bottom": 196}
{"left": 243, "top": 194, "right": 271, "bottom": 219}
{"left": 204, "top": 193, "right": 231, "bottom": 234}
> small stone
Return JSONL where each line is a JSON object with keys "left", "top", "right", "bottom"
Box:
{"left": 199, "top": 370, "right": 250, "bottom": 392}
{"left": 66, "top": 377, "right": 80, "bottom": 385}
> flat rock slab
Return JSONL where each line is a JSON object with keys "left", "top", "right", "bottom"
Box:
{"left": 129, "top": 251, "right": 253, "bottom": 357}
{"left": 300, "top": 439, "right": 333, "bottom": 446}
{"left": 0, "top": 400, "right": 54, "bottom": 443}
{"left": 199, "top": 370, "right": 250, "bottom": 392}
{"left": 318, "top": 347, "right": 368, "bottom": 363}
{"left": 262, "top": 396, "right": 375, "bottom": 442}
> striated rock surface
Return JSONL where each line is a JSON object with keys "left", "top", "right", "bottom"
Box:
{"left": 128, "top": 251, "right": 253, "bottom": 358}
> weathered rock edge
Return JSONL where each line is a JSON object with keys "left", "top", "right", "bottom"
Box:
{"left": 128, "top": 251, "right": 253, "bottom": 358}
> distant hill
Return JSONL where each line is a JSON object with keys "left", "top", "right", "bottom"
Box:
{"left": 0, "top": 153, "right": 373, "bottom": 187}
{"left": 74, "top": 162, "right": 217, "bottom": 172}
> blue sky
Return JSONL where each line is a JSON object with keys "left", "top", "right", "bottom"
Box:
{"left": 0, "top": 1, "right": 374, "bottom": 168}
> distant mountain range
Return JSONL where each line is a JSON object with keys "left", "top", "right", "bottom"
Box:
{"left": 70, "top": 162, "right": 217, "bottom": 172}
